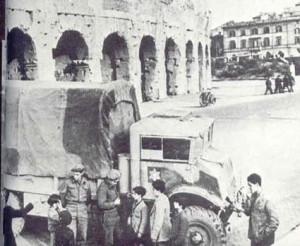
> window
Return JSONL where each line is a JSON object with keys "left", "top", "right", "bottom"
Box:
{"left": 295, "top": 28, "right": 300, "bottom": 34}
{"left": 229, "top": 40, "right": 236, "bottom": 49}
{"left": 240, "top": 40, "right": 246, "bottom": 48}
{"left": 141, "top": 136, "right": 191, "bottom": 162}
{"left": 240, "top": 29, "right": 246, "bottom": 36}
{"left": 263, "top": 27, "right": 270, "bottom": 34}
{"left": 263, "top": 37, "right": 270, "bottom": 47}
{"left": 295, "top": 37, "right": 300, "bottom": 44}
{"left": 229, "top": 30, "right": 236, "bottom": 37}
{"left": 276, "top": 25, "right": 282, "bottom": 32}
{"left": 249, "top": 39, "right": 259, "bottom": 48}
{"left": 276, "top": 36, "right": 282, "bottom": 46}
{"left": 251, "top": 28, "right": 258, "bottom": 35}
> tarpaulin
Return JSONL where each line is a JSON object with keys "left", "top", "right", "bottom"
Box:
{"left": 3, "top": 80, "right": 140, "bottom": 179}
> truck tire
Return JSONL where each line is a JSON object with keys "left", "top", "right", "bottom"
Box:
{"left": 183, "top": 206, "right": 227, "bottom": 246}
{"left": 6, "top": 191, "right": 25, "bottom": 236}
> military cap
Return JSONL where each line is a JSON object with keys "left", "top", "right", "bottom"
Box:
{"left": 106, "top": 169, "right": 121, "bottom": 180}
{"left": 71, "top": 164, "right": 85, "bottom": 172}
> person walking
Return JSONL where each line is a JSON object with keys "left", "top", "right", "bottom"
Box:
{"left": 60, "top": 164, "right": 91, "bottom": 245}
{"left": 150, "top": 180, "right": 171, "bottom": 246}
{"left": 288, "top": 73, "right": 295, "bottom": 92}
{"left": 274, "top": 75, "right": 282, "bottom": 94}
{"left": 264, "top": 76, "right": 273, "bottom": 95}
{"left": 170, "top": 198, "right": 189, "bottom": 246}
{"left": 97, "top": 169, "right": 121, "bottom": 246}
{"left": 242, "top": 173, "right": 279, "bottom": 246}
{"left": 127, "top": 186, "right": 149, "bottom": 246}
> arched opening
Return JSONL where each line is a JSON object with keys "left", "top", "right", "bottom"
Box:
{"left": 139, "top": 36, "right": 157, "bottom": 102}
{"left": 53, "top": 30, "right": 89, "bottom": 82}
{"left": 165, "top": 38, "right": 180, "bottom": 96}
{"left": 205, "top": 45, "right": 209, "bottom": 68}
{"left": 198, "top": 42, "right": 203, "bottom": 92}
{"left": 101, "top": 33, "right": 129, "bottom": 82}
{"left": 7, "top": 28, "right": 37, "bottom": 80}
{"left": 186, "top": 41, "right": 194, "bottom": 93}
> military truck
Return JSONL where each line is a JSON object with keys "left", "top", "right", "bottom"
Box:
{"left": 2, "top": 81, "right": 237, "bottom": 245}
{"left": 119, "top": 111, "right": 236, "bottom": 245}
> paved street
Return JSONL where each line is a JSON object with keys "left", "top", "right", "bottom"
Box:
{"left": 17, "top": 78, "right": 300, "bottom": 245}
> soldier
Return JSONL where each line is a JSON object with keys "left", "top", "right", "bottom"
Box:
{"left": 60, "top": 164, "right": 91, "bottom": 245}
{"left": 264, "top": 76, "right": 273, "bottom": 95}
{"left": 274, "top": 75, "right": 282, "bottom": 94}
{"left": 242, "top": 173, "right": 279, "bottom": 246}
{"left": 97, "top": 169, "right": 121, "bottom": 246}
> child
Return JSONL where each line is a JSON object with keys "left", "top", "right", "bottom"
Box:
{"left": 55, "top": 210, "right": 75, "bottom": 246}
{"left": 170, "top": 197, "right": 189, "bottom": 246}
{"left": 128, "top": 186, "right": 149, "bottom": 246}
{"left": 47, "top": 194, "right": 63, "bottom": 246}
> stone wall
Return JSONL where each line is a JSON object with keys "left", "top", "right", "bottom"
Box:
{"left": 4, "top": 0, "right": 212, "bottom": 102}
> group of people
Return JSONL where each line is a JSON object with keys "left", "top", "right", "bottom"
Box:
{"left": 45, "top": 164, "right": 189, "bottom": 246}
{"left": 265, "top": 73, "right": 295, "bottom": 95}
{"left": 3, "top": 163, "right": 279, "bottom": 246}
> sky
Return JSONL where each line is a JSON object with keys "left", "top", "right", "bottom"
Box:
{"left": 208, "top": 0, "right": 299, "bottom": 29}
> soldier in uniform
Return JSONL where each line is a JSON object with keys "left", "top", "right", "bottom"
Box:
{"left": 274, "top": 75, "right": 283, "bottom": 94}
{"left": 60, "top": 164, "right": 91, "bottom": 245}
{"left": 97, "top": 169, "right": 121, "bottom": 246}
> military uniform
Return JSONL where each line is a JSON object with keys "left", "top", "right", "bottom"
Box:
{"left": 60, "top": 174, "right": 91, "bottom": 245}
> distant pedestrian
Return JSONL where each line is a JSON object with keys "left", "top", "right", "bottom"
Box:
{"left": 55, "top": 210, "right": 75, "bottom": 246}
{"left": 274, "top": 75, "right": 283, "bottom": 94}
{"left": 170, "top": 198, "right": 189, "bottom": 246}
{"left": 264, "top": 76, "right": 273, "bottom": 95}
{"left": 242, "top": 173, "right": 279, "bottom": 246}
{"left": 97, "top": 169, "right": 121, "bottom": 246}
{"left": 288, "top": 73, "right": 295, "bottom": 92}
{"left": 47, "top": 194, "right": 63, "bottom": 246}
{"left": 127, "top": 186, "right": 149, "bottom": 246}
{"left": 282, "top": 74, "right": 291, "bottom": 93}
{"left": 3, "top": 190, "right": 34, "bottom": 246}
{"left": 60, "top": 164, "right": 91, "bottom": 245}
{"left": 150, "top": 180, "right": 171, "bottom": 246}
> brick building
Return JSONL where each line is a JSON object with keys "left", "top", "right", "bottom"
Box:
{"left": 221, "top": 3, "right": 300, "bottom": 62}
{"left": 3, "top": 0, "right": 212, "bottom": 102}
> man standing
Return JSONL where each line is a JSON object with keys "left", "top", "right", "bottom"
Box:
{"left": 243, "top": 173, "right": 279, "bottom": 246}
{"left": 170, "top": 198, "right": 189, "bottom": 246}
{"left": 97, "top": 169, "right": 121, "bottom": 246}
{"left": 60, "top": 164, "right": 91, "bottom": 245}
{"left": 150, "top": 180, "right": 172, "bottom": 246}
{"left": 274, "top": 75, "right": 282, "bottom": 94}
{"left": 264, "top": 76, "right": 273, "bottom": 95}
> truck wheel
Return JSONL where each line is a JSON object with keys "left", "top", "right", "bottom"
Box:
{"left": 183, "top": 206, "right": 227, "bottom": 246}
{"left": 6, "top": 191, "right": 25, "bottom": 236}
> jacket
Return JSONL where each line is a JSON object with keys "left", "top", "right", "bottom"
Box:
{"left": 244, "top": 191, "right": 279, "bottom": 245}
{"left": 97, "top": 180, "right": 119, "bottom": 211}
{"left": 150, "top": 193, "right": 172, "bottom": 242}
{"left": 170, "top": 211, "right": 189, "bottom": 246}
{"left": 129, "top": 200, "right": 149, "bottom": 236}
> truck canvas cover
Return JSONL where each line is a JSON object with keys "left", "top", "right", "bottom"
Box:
{"left": 3, "top": 80, "right": 140, "bottom": 179}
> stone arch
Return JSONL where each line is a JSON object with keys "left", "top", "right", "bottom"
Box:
{"left": 186, "top": 40, "right": 194, "bottom": 93}
{"left": 205, "top": 45, "right": 209, "bottom": 68}
{"left": 198, "top": 42, "right": 203, "bottom": 91}
{"left": 139, "top": 35, "right": 157, "bottom": 102}
{"left": 101, "top": 32, "right": 130, "bottom": 82}
{"left": 165, "top": 38, "right": 180, "bottom": 96}
{"left": 53, "top": 30, "right": 90, "bottom": 82}
{"left": 7, "top": 28, "right": 38, "bottom": 80}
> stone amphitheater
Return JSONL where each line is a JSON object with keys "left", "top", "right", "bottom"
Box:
{"left": 4, "top": 0, "right": 212, "bottom": 102}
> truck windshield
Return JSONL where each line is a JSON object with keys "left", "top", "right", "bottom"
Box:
{"left": 141, "top": 136, "right": 190, "bottom": 162}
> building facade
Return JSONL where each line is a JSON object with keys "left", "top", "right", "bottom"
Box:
{"left": 221, "top": 3, "right": 300, "bottom": 61}
{"left": 3, "top": 0, "right": 212, "bottom": 102}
